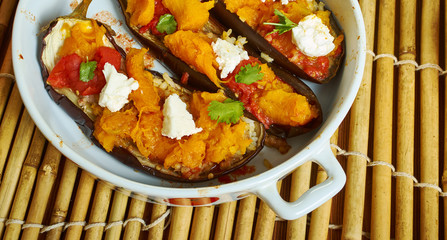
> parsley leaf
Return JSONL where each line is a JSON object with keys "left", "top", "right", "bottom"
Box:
{"left": 264, "top": 9, "right": 297, "bottom": 35}
{"left": 156, "top": 14, "right": 177, "bottom": 34}
{"left": 208, "top": 99, "right": 245, "bottom": 124}
{"left": 235, "top": 64, "right": 264, "bottom": 85}
{"left": 79, "top": 61, "right": 97, "bottom": 82}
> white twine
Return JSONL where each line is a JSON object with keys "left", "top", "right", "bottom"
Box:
{"left": 331, "top": 143, "right": 447, "bottom": 197}
{"left": 366, "top": 50, "right": 447, "bottom": 75}
{"left": 0, "top": 209, "right": 171, "bottom": 234}
{"left": 0, "top": 73, "right": 15, "bottom": 81}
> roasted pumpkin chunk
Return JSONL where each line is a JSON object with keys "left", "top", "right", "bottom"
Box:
{"left": 258, "top": 89, "right": 318, "bottom": 126}
{"left": 162, "top": 0, "right": 214, "bottom": 31}
{"left": 164, "top": 30, "right": 221, "bottom": 87}
{"left": 58, "top": 20, "right": 108, "bottom": 61}
{"left": 126, "top": 0, "right": 155, "bottom": 26}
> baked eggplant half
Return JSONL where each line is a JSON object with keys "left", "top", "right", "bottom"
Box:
{"left": 210, "top": 0, "right": 344, "bottom": 84}
{"left": 39, "top": 0, "right": 265, "bottom": 182}
{"left": 117, "top": 0, "right": 322, "bottom": 138}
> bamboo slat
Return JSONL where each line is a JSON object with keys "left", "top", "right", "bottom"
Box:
{"left": 84, "top": 181, "right": 113, "bottom": 239}
{"left": 419, "top": 1, "right": 440, "bottom": 239}
{"left": 148, "top": 203, "right": 168, "bottom": 240}
{"left": 45, "top": 160, "right": 79, "bottom": 240}
{"left": 105, "top": 192, "right": 129, "bottom": 240}
{"left": 395, "top": 0, "right": 417, "bottom": 239}
{"left": 2, "top": 129, "right": 45, "bottom": 240}
{"left": 0, "top": 42, "right": 13, "bottom": 117}
{"left": 341, "top": 0, "right": 376, "bottom": 238}
{"left": 213, "top": 201, "right": 236, "bottom": 240}
{"left": 0, "top": 110, "right": 34, "bottom": 236}
{"left": 190, "top": 206, "right": 215, "bottom": 240}
{"left": 253, "top": 181, "right": 282, "bottom": 240}
{"left": 21, "top": 144, "right": 62, "bottom": 239}
{"left": 122, "top": 198, "right": 146, "bottom": 240}
{"left": 286, "top": 162, "right": 312, "bottom": 240}
{"left": 308, "top": 131, "right": 338, "bottom": 240}
{"left": 370, "top": 0, "right": 396, "bottom": 238}
{"left": 168, "top": 205, "right": 193, "bottom": 240}
{"left": 0, "top": 85, "right": 24, "bottom": 178}
{"left": 233, "top": 195, "right": 257, "bottom": 240}
{"left": 443, "top": 0, "right": 447, "bottom": 235}
{"left": 0, "top": 0, "right": 18, "bottom": 48}
{"left": 64, "top": 171, "right": 96, "bottom": 240}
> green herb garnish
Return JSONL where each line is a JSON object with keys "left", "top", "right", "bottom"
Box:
{"left": 235, "top": 64, "right": 264, "bottom": 85}
{"left": 156, "top": 14, "right": 177, "bottom": 34}
{"left": 208, "top": 99, "right": 245, "bottom": 124}
{"left": 79, "top": 60, "right": 97, "bottom": 82}
{"left": 263, "top": 9, "right": 297, "bottom": 35}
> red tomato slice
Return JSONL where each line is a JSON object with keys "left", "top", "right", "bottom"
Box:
{"left": 47, "top": 54, "right": 82, "bottom": 89}
{"left": 47, "top": 47, "right": 122, "bottom": 96}
{"left": 94, "top": 46, "right": 122, "bottom": 71}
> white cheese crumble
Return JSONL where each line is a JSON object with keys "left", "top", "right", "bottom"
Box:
{"left": 291, "top": 14, "right": 335, "bottom": 57}
{"left": 212, "top": 37, "right": 249, "bottom": 79}
{"left": 99, "top": 63, "right": 139, "bottom": 112}
{"left": 161, "top": 94, "right": 202, "bottom": 140}
{"left": 261, "top": 0, "right": 295, "bottom": 5}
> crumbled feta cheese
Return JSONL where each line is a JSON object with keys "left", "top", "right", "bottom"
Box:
{"left": 261, "top": 0, "right": 295, "bottom": 5}
{"left": 212, "top": 38, "right": 249, "bottom": 79}
{"left": 291, "top": 14, "right": 335, "bottom": 57}
{"left": 162, "top": 94, "right": 202, "bottom": 140}
{"left": 99, "top": 63, "right": 139, "bottom": 112}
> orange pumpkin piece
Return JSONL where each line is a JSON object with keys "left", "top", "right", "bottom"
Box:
{"left": 162, "top": 0, "right": 214, "bottom": 31}
{"left": 94, "top": 106, "right": 139, "bottom": 152}
{"left": 283, "top": 1, "right": 313, "bottom": 23}
{"left": 205, "top": 121, "right": 251, "bottom": 164}
{"left": 224, "top": 0, "right": 272, "bottom": 28}
{"left": 258, "top": 89, "right": 318, "bottom": 126}
{"left": 190, "top": 92, "right": 251, "bottom": 164}
{"left": 164, "top": 92, "right": 252, "bottom": 169}
{"left": 164, "top": 133, "right": 207, "bottom": 169}
{"left": 58, "top": 20, "right": 108, "bottom": 60}
{"left": 126, "top": 0, "right": 155, "bottom": 26}
{"left": 126, "top": 48, "right": 160, "bottom": 113}
{"left": 130, "top": 111, "right": 176, "bottom": 161}
{"left": 164, "top": 30, "right": 221, "bottom": 87}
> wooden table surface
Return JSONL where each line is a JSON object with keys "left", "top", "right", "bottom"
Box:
{"left": 0, "top": 0, "right": 446, "bottom": 239}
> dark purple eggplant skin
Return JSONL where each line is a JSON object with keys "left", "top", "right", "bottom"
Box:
{"left": 210, "top": 0, "right": 344, "bottom": 84}
{"left": 116, "top": 0, "right": 322, "bottom": 138}
{"left": 39, "top": 16, "right": 265, "bottom": 182}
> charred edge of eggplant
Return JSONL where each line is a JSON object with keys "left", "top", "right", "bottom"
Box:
{"left": 267, "top": 64, "right": 323, "bottom": 138}
{"left": 40, "top": 19, "right": 265, "bottom": 182}
{"left": 116, "top": 0, "right": 220, "bottom": 94}
{"left": 239, "top": 43, "right": 322, "bottom": 138}
{"left": 116, "top": 0, "right": 320, "bottom": 138}
{"left": 210, "top": 0, "right": 343, "bottom": 84}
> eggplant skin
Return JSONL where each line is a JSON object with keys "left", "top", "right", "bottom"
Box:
{"left": 265, "top": 64, "right": 323, "bottom": 139}
{"left": 210, "top": 0, "right": 344, "bottom": 84}
{"left": 116, "top": 0, "right": 322, "bottom": 138}
{"left": 39, "top": 18, "right": 266, "bottom": 182}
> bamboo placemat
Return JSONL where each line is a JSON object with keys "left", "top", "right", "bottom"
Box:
{"left": 1, "top": 0, "right": 446, "bottom": 239}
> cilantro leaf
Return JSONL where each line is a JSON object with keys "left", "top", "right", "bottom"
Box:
{"left": 263, "top": 9, "right": 297, "bottom": 35}
{"left": 79, "top": 61, "right": 97, "bottom": 82}
{"left": 156, "top": 14, "right": 177, "bottom": 34}
{"left": 235, "top": 64, "right": 264, "bottom": 85}
{"left": 207, "top": 99, "right": 245, "bottom": 124}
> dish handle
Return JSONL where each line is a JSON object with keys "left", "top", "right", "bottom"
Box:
{"left": 254, "top": 141, "right": 345, "bottom": 220}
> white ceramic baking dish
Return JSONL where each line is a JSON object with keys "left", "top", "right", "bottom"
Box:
{"left": 12, "top": 0, "right": 365, "bottom": 220}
